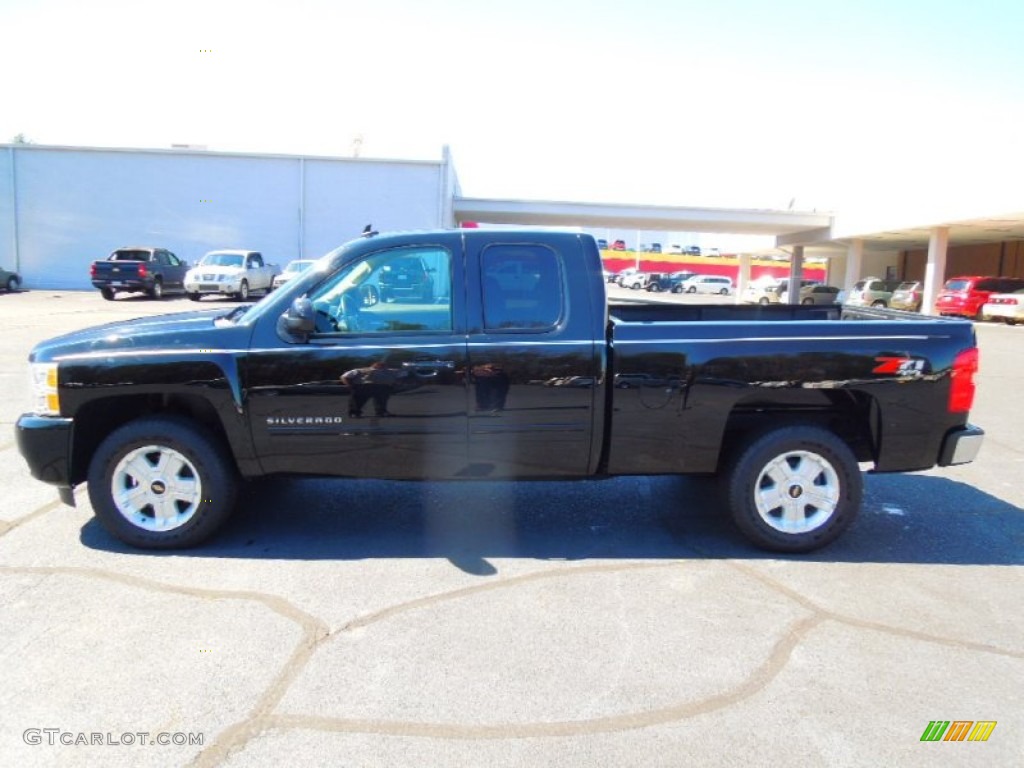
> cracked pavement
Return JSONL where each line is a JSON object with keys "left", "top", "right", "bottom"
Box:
{"left": 1, "top": 291, "right": 1021, "bottom": 766}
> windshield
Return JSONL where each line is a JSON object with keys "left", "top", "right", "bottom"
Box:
{"left": 110, "top": 250, "right": 151, "bottom": 261}
{"left": 943, "top": 279, "right": 971, "bottom": 291}
{"left": 201, "top": 252, "right": 244, "bottom": 268}
{"left": 285, "top": 260, "right": 314, "bottom": 274}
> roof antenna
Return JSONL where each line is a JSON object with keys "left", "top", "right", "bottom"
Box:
{"left": 362, "top": 224, "right": 377, "bottom": 237}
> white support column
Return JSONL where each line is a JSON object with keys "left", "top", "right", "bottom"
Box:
{"left": 922, "top": 227, "right": 949, "bottom": 316}
{"left": 844, "top": 239, "right": 863, "bottom": 291}
{"left": 737, "top": 254, "right": 752, "bottom": 297}
{"left": 787, "top": 246, "right": 804, "bottom": 304}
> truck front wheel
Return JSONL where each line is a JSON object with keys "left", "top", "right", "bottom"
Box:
{"left": 235, "top": 280, "right": 249, "bottom": 301}
{"left": 87, "top": 416, "right": 239, "bottom": 549}
{"left": 724, "top": 426, "right": 861, "bottom": 552}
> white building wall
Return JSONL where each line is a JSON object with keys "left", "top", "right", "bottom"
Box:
{"left": 0, "top": 145, "right": 446, "bottom": 289}
{"left": 858, "top": 249, "right": 901, "bottom": 281}
{"left": 0, "top": 148, "right": 16, "bottom": 276}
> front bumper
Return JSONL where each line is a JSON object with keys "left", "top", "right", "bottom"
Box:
{"left": 15, "top": 414, "right": 75, "bottom": 499}
{"left": 185, "top": 280, "right": 242, "bottom": 295}
{"left": 938, "top": 424, "right": 985, "bottom": 466}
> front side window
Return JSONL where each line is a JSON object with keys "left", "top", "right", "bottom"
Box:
{"left": 308, "top": 246, "right": 452, "bottom": 334}
{"left": 481, "top": 244, "right": 562, "bottom": 331}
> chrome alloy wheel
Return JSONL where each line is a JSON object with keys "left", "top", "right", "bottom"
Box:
{"left": 754, "top": 450, "right": 840, "bottom": 534}
{"left": 111, "top": 444, "right": 203, "bottom": 531}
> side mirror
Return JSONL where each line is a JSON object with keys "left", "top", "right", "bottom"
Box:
{"left": 283, "top": 297, "right": 315, "bottom": 337}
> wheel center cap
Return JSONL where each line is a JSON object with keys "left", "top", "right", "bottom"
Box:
{"left": 151, "top": 480, "right": 167, "bottom": 495}
{"left": 788, "top": 484, "right": 803, "bottom": 499}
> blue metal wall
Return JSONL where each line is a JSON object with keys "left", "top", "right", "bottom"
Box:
{"left": 0, "top": 145, "right": 451, "bottom": 289}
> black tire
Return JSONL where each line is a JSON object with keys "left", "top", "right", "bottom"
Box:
{"left": 236, "top": 280, "right": 249, "bottom": 302}
{"left": 100, "top": 287, "right": 116, "bottom": 301}
{"left": 723, "top": 425, "right": 862, "bottom": 553}
{"left": 148, "top": 279, "right": 163, "bottom": 300}
{"left": 187, "top": 293, "right": 202, "bottom": 302}
{"left": 758, "top": 297, "right": 769, "bottom": 305}
{"left": 672, "top": 284, "right": 683, "bottom": 294}
{"left": 801, "top": 298, "right": 814, "bottom": 305}
{"left": 719, "top": 287, "right": 730, "bottom": 295}
{"left": 687, "top": 286, "right": 697, "bottom": 294}
{"left": 5, "top": 275, "right": 18, "bottom": 292}
{"left": 87, "top": 415, "right": 239, "bottom": 549}
{"left": 871, "top": 300, "right": 886, "bottom": 308}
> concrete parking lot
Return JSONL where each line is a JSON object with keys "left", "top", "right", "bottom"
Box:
{"left": 1, "top": 288, "right": 1021, "bottom": 767}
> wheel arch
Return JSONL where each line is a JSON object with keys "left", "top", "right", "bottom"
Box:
{"left": 69, "top": 394, "right": 241, "bottom": 485}
{"left": 715, "top": 389, "right": 878, "bottom": 474}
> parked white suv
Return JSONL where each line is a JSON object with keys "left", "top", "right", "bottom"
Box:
{"left": 680, "top": 275, "right": 733, "bottom": 295}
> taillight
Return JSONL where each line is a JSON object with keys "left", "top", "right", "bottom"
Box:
{"left": 138, "top": 264, "right": 148, "bottom": 278}
{"left": 90, "top": 264, "right": 97, "bottom": 277}
{"left": 949, "top": 348, "right": 979, "bottom": 414}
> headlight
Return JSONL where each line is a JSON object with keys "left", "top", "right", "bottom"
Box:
{"left": 30, "top": 362, "right": 61, "bottom": 416}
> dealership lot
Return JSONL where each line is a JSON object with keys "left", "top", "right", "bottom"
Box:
{"left": 0, "top": 289, "right": 1021, "bottom": 767}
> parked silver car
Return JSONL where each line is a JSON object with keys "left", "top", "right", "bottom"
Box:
{"left": 844, "top": 277, "right": 903, "bottom": 308}
{"left": 680, "top": 275, "right": 733, "bottom": 295}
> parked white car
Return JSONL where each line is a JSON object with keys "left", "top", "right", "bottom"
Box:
{"left": 742, "top": 277, "right": 819, "bottom": 304}
{"left": 272, "top": 259, "right": 316, "bottom": 289}
{"left": 981, "top": 288, "right": 1024, "bottom": 325}
{"left": 185, "top": 250, "right": 279, "bottom": 301}
{"left": 680, "top": 275, "right": 733, "bottom": 295}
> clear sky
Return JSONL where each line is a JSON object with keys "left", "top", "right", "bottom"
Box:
{"left": 3, "top": 0, "right": 1023, "bottom": 222}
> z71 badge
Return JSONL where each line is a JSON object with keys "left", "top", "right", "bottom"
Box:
{"left": 873, "top": 356, "right": 926, "bottom": 376}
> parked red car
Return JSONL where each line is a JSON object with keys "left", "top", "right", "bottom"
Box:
{"left": 934, "top": 275, "right": 1024, "bottom": 319}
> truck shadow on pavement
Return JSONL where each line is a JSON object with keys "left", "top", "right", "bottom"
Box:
{"left": 80, "top": 473, "right": 1023, "bottom": 570}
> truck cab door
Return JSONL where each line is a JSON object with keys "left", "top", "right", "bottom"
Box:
{"left": 245, "top": 240, "right": 469, "bottom": 479}
{"left": 463, "top": 235, "right": 600, "bottom": 477}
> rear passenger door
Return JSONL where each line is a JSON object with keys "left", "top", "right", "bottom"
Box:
{"left": 161, "top": 250, "right": 186, "bottom": 290}
{"left": 463, "top": 236, "right": 599, "bottom": 477}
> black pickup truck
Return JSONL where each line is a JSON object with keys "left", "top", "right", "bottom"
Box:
{"left": 90, "top": 246, "right": 189, "bottom": 300}
{"left": 18, "top": 230, "right": 984, "bottom": 552}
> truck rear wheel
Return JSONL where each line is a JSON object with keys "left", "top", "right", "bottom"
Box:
{"left": 87, "top": 416, "right": 239, "bottom": 549}
{"left": 100, "top": 287, "right": 116, "bottom": 301}
{"left": 724, "top": 425, "right": 861, "bottom": 552}
{"left": 148, "top": 279, "right": 163, "bottom": 300}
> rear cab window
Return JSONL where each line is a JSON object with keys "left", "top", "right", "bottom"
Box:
{"left": 481, "top": 244, "right": 563, "bottom": 331}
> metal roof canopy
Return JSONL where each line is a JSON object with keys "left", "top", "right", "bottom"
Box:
{"left": 453, "top": 197, "right": 832, "bottom": 237}
{"left": 779, "top": 211, "right": 1024, "bottom": 252}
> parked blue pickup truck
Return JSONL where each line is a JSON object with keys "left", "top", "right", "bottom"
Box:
{"left": 90, "top": 246, "right": 189, "bottom": 300}
{"left": 19, "top": 230, "right": 983, "bottom": 553}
